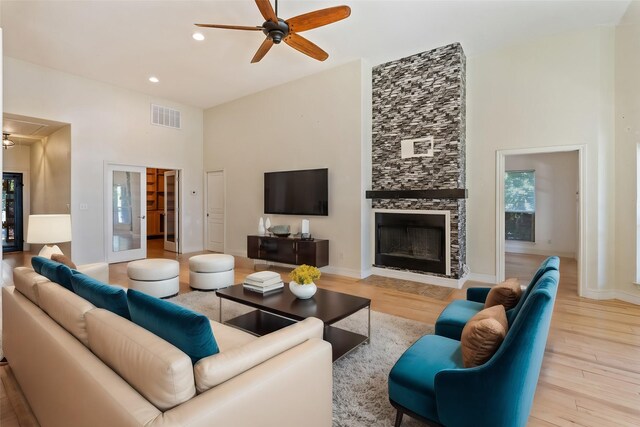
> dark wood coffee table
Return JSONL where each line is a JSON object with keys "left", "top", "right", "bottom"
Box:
{"left": 216, "top": 284, "right": 371, "bottom": 362}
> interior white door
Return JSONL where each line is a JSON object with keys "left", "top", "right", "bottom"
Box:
{"left": 164, "top": 170, "right": 179, "bottom": 252}
{"left": 106, "top": 164, "right": 147, "bottom": 263}
{"left": 206, "top": 171, "right": 225, "bottom": 252}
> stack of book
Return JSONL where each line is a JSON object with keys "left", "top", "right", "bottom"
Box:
{"left": 243, "top": 271, "right": 284, "bottom": 294}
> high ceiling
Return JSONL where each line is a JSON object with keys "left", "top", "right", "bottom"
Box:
{"left": 1, "top": 0, "right": 631, "bottom": 109}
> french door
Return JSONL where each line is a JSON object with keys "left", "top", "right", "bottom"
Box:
{"left": 106, "top": 164, "right": 147, "bottom": 263}
{"left": 163, "top": 170, "right": 179, "bottom": 252}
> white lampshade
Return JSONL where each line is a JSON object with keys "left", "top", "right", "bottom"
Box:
{"left": 26, "top": 214, "right": 72, "bottom": 244}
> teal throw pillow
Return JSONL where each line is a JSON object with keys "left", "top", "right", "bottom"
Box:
{"left": 33, "top": 256, "right": 74, "bottom": 291}
{"left": 71, "top": 273, "right": 131, "bottom": 319}
{"left": 127, "top": 289, "right": 219, "bottom": 364}
{"left": 31, "top": 256, "right": 47, "bottom": 274}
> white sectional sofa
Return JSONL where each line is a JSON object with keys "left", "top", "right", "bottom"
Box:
{"left": 3, "top": 266, "right": 333, "bottom": 427}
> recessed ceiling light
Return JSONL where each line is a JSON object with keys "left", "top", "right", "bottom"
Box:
{"left": 192, "top": 32, "right": 205, "bottom": 41}
{"left": 149, "top": 76, "right": 159, "bottom": 83}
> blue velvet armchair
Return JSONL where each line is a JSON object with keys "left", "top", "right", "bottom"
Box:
{"left": 388, "top": 269, "right": 559, "bottom": 426}
{"left": 435, "top": 256, "right": 560, "bottom": 340}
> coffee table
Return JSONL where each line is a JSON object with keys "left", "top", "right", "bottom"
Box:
{"left": 216, "top": 284, "right": 371, "bottom": 362}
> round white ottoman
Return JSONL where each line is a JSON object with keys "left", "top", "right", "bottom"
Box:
{"left": 127, "top": 259, "right": 180, "bottom": 298}
{"left": 189, "top": 254, "right": 234, "bottom": 291}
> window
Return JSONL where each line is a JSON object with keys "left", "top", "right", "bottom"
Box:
{"left": 505, "top": 170, "right": 535, "bottom": 242}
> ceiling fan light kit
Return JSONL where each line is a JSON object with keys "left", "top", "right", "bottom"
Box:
{"left": 195, "top": 0, "right": 350, "bottom": 63}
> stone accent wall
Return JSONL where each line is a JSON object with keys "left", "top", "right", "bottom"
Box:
{"left": 371, "top": 43, "right": 466, "bottom": 278}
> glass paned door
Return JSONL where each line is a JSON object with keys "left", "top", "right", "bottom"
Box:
{"left": 164, "top": 170, "right": 179, "bottom": 252}
{"left": 2, "top": 172, "right": 24, "bottom": 253}
{"left": 106, "top": 165, "right": 147, "bottom": 263}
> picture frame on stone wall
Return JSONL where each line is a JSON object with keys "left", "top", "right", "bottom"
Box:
{"left": 400, "top": 136, "right": 434, "bottom": 159}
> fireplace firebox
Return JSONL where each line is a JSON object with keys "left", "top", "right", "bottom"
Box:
{"left": 374, "top": 212, "right": 447, "bottom": 274}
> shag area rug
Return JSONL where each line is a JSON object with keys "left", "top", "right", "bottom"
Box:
{"left": 169, "top": 291, "right": 431, "bottom": 427}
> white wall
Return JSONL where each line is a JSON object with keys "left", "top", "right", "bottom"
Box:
{"left": 203, "top": 61, "right": 367, "bottom": 277}
{"left": 467, "top": 26, "right": 616, "bottom": 295}
{"left": 4, "top": 57, "right": 204, "bottom": 264}
{"left": 29, "top": 126, "right": 71, "bottom": 254}
{"left": 360, "top": 61, "right": 373, "bottom": 274}
{"left": 615, "top": 1, "right": 640, "bottom": 302}
{"left": 505, "top": 151, "right": 579, "bottom": 258}
{"left": 30, "top": 126, "right": 71, "bottom": 214}
{"left": 3, "top": 143, "right": 30, "bottom": 172}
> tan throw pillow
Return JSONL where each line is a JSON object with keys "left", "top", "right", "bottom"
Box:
{"left": 51, "top": 254, "right": 78, "bottom": 270}
{"left": 461, "top": 305, "right": 508, "bottom": 368}
{"left": 484, "top": 278, "right": 521, "bottom": 310}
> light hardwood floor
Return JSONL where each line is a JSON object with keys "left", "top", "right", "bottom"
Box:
{"left": 2, "top": 244, "right": 639, "bottom": 426}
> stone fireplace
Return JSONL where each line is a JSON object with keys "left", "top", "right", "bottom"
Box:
{"left": 368, "top": 43, "right": 466, "bottom": 281}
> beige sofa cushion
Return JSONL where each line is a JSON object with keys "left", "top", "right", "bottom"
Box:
{"left": 85, "top": 309, "right": 196, "bottom": 411}
{"left": 195, "top": 317, "right": 324, "bottom": 392}
{"left": 209, "top": 319, "right": 256, "bottom": 352}
{"left": 13, "top": 266, "right": 49, "bottom": 305}
{"left": 37, "top": 281, "right": 95, "bottom": 347}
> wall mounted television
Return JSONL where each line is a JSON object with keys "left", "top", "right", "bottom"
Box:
{"left": 264, "top": 168, "right": 328, "bottom": 216}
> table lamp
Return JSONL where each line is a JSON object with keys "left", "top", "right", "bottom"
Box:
{"left": 26, "top": 214, "right": 72, "bottom": 258}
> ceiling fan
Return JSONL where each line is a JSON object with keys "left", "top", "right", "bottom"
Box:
{"left": 195, "top": 0, "right": 351, "bottom": 63}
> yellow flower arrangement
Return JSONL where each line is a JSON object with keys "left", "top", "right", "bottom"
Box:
{"left": 290, "top": 264, "right": 321, "bottom": 285}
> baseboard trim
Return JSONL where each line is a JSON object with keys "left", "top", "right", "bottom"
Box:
{"left": 466, "top": 273, "right": 497, "bottom": 284}
{"left": 321, "top": 266, "right": 369, "bottom": 279}
{"left": 581, "top": 289, "right": 617, "bottom": 300}
{"left": 370, "top": 267, "right": 466, "bottom": 289}
{"left": 227, "top": 250, "right": 247, "bottom": 259}
{"left": 613, "top": 290, "right": 640, "bottom": 305}
{"left": 505, "top": 248, "right": 576, "bottom": 259}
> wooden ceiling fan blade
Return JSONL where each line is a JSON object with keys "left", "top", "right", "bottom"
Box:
{"left": 286, "top": 6, "right": 351, "bottom": 33}
{"left": 251, "top": 38, "right": 275, "bottom": 63}
{"left": 284, "top": 33, "right": 328, "bottom": 61}
{"left": 255, "top": 0, "right": 278, "bottom": 23}
{"left": 195, "top": 23, "right": 263, "bottom": 31}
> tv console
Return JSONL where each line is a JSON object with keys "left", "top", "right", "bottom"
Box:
{"left": 247, "top": 235, "right": 329, "bottom": 268}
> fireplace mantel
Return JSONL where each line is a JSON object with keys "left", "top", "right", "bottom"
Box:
{"left": 365, "top": 189, "right": 467, "bottom": 200}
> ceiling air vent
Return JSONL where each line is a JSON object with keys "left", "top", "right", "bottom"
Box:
{"left": 151, "top": 104, "right": 181, "bottom": 129}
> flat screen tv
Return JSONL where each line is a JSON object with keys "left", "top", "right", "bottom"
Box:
{"left": 264, "top": 168, "right": 328, "bottom": 216}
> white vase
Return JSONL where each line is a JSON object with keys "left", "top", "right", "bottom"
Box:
{"left": 265, "top": 217, "right": 271, "bottom": 234}
{"left": 289, "top": 281, "right": 317, "bottom": 299}
{"left": 258, "top": 217, "right": 265, "bottom": 236}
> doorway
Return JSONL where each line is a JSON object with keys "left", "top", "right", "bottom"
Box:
{"left": 2, "top": 113, "right": 71, "bottom": 260}
{"left": 206, "top": 170, "right": 225, "bottom": 252}
{"left": 163, "top": 170, "right": 179, "bottom": 252}
{"left": 496, "top": 146, "right": 585, "bottom": 295}
{"left": 145, "top": 168, "right": 180, "bottom": 253}
{"left": 2, "top": 172, "right": 24, "bottom": 252}
{"left": 106, "top": 164, "right": 147, "bottom": 263}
